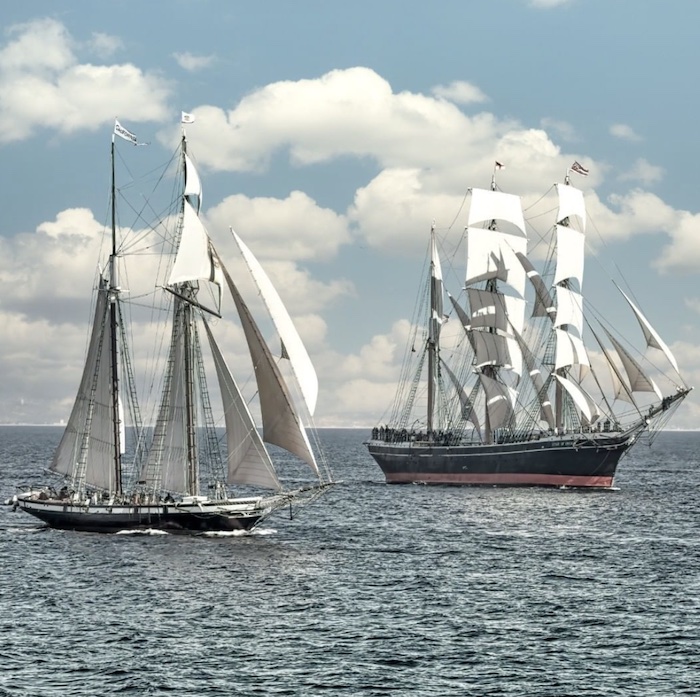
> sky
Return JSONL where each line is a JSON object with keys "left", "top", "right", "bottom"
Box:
{"left": 2, "top": 0, "right": 700, "bottom": 429}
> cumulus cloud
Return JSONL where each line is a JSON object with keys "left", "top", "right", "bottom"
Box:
{"left": 3, "top": 58, "right": 700, "bottom": 425}
{"left": 0, "top": 18, "right": 171, "bottom": 142}
{"left": 431, "top": 80, "right": 488, "bottom": 105}
{"left": 206, "top": 190, "right": 352, "bottom": 262}
{"left": 540, "top": 117, "right": 577, "bottom": 142}
{"left": 618, "top": 158, "right": 664, "bottom": 184}
{"left": 88, "top": 32, "right": 123, "bottom": 58}
{"left": 173, "top": 52, "right": 215, "bottom": 71}
{"left": 610, "top": 123, "right": 642, "bottom": 141}
{"left": 160, "top": 67, "right": 512, "bottom": 173}
{"left": 529, "top": 0, "right": 574, "bottom": 7}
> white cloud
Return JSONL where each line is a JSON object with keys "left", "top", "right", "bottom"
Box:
{"left": 205, "top": 190, "right": 352, "bottom": 261}
{"left": 529, "top": 0, "right": 573, "bottom": 7}
{"left": 160, "top": 67, "right": 513, "bottom": 173}
{"left": 540, "top": 117, "right": 577, "bottom": 142}
{"left": 618, "top": 157, "right": 664, "bottom": 184}
{"left": 610, "top": 123, "right": 643, "bottom": 141}
{"left": 88, "top": 32, "right": 123, "bottom": 58}
{"left": 173, "top": 52, "right": 215, "bottom": 72}
{"left": 431, "top": 80, "right": 488, "bottom": 105}
{"left": 0, "top": 18, "right": 171, "bottom": 142}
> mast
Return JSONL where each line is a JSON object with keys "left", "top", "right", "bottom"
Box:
{"left": 181, "top": 133, "right": 199, "bottom": 495}
{"left": 109, "top": 136, "right": 123, "bottom": 494}
{"left": 483, "top": 173, "right": 499, "bottom": 445}
{"left": 427, "top": 224, "right": 443, "bottom": 437}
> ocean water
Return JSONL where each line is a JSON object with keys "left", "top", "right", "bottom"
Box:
{"left": 0, "top": 426, "right": 698, "bottom": 696}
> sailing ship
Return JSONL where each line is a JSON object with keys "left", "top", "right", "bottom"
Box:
{"left": 367, "top": 163, "right": 691, "bottom": 488}
{"left": 12, "top": 118, "right": 333, "bottom": 532}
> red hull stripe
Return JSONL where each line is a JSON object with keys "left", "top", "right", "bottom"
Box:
{"left": 384, "top": 472, "right": 614, "bottom": 488}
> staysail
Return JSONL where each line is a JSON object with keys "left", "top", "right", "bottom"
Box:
{"left": 231, "top": 229, "right": 318, "bottom": 416}
{"left": 203, "top": 320, "right": 281, "bottom": 490}
{"left": 219, "top": 259, "right": 320, "bottom": 475}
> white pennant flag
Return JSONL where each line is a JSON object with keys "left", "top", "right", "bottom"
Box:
{"left": 114, "top": 119, "right": 138, "bottom": 145}
{"left": 181, "top": 111, "right": 195, "bottom": 124}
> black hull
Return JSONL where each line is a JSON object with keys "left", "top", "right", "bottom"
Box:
{"left": 367, "top": 433, "right": 635, "bottom": 488}
{"left": 14, "top": 498, "right": 268, "bottom": 534}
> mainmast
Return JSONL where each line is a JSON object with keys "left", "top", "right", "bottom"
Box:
{"left": 109, "top": 136, "right": 123, "bottom": 495}
{"left": 181, "top": 133, "right": 199, "bottom": 496}
{"left": 427, "top": 224, "right": 442, "bottom": 436}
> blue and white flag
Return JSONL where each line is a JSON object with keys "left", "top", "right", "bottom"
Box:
{"left": 181, "top": 112, "right": 196, "bottom": 124}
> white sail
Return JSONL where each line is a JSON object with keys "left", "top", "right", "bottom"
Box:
{"left": 203, "top": 321, "right": 281, "bottom": 490}
{"left": 513, "top": 329, "right": 555, "bottom": 429}
{"left": 221, "top": 261, "right": 320, "bottom": 475}
{"left": 184, "top": 152, "right": 202, "bottom": 214}
{"left": 555, "top": 328, "right": 590, "bottom": 370}
{"left": 441, "top": 359, "right": 480, "bottom": 431}
{"left": 468, "top": 188, "right": 526, "bottom": 233}
{"left": 554, "top": 224, "right": 585, "bottom": 287}
{"left": 505, "top": 336, "right": 523, "bottom": 379}
{"left": 448, "top": 292, "right": 471, "bottom": 331}
{"left": 555, "top": 183, "right": 586, "bottom": 227}
{"left": 554, "top": 374, "right": 600, "bottom": 425}
{"left": 554, "top": 286, "right": 584, "bottom": 335}
{"left": 465, "top": 227, "right": 507, "bottom": 287}
{"left": 51, "top": 281, "right": 117, "bottom": 491}
{"left": 465, "top": 231, "right": 527, "bottom": 298}
{"left": 617, "top": 287, "right": 680, "bottom": 373}
{"left": 479, "top": 373, "right": 514, "bottom": 430}
{"left": 504, "top": 295, "right": 526, "bottom": 335}
{"left": 515, "top": 251, "right": 556, "bottom": 320}
{"left": 605, "top": 330, "right": 662, "bottom": 399}
{"left": 232, "top": 229, "right": 319, "bottom": 417}
{"left": 468, "top": 289, "right": 508, "bottom": 332}
{"left": 472, "top": 330, "right": 511, "bottom": 369}
{"left": 169, "top": 201, "right": 223, "bottom": 306}
{"left": 430, "top": 229, "right": 444, "bottom": 346}
{"left": 143, "top": 303, "right": 189, "bottom": 494}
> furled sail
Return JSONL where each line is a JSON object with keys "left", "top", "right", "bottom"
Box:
{"left": 617, "top": 286, "right": 680, "bottom": 374}
{"left": 220, "top": 259, "right": 320, "bottom": 474}
{"left": 51, "top": 279, "right": 118, "bottom": 491}
{"left": 231, "top": 229, "right": 319, "bottom": 417}
{"left": 203, "top": 321, "right": 281, "bottom": 490}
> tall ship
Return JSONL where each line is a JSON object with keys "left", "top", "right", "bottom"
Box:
{"left": 12, "top": 117, "right": 333, "bottom": 532}
{"left": 367, "top": 163, "right": 691, "bottom": 488}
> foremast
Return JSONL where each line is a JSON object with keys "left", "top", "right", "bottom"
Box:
{"left": 108, "top": 135, "right": 124, "bottom": 494}
{"left": 462, "top": 167, "right": 527, "bottom": 444}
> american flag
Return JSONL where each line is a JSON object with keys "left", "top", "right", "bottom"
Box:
{"left": 571, "top": 161, "right": 589, "bottom": 176}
